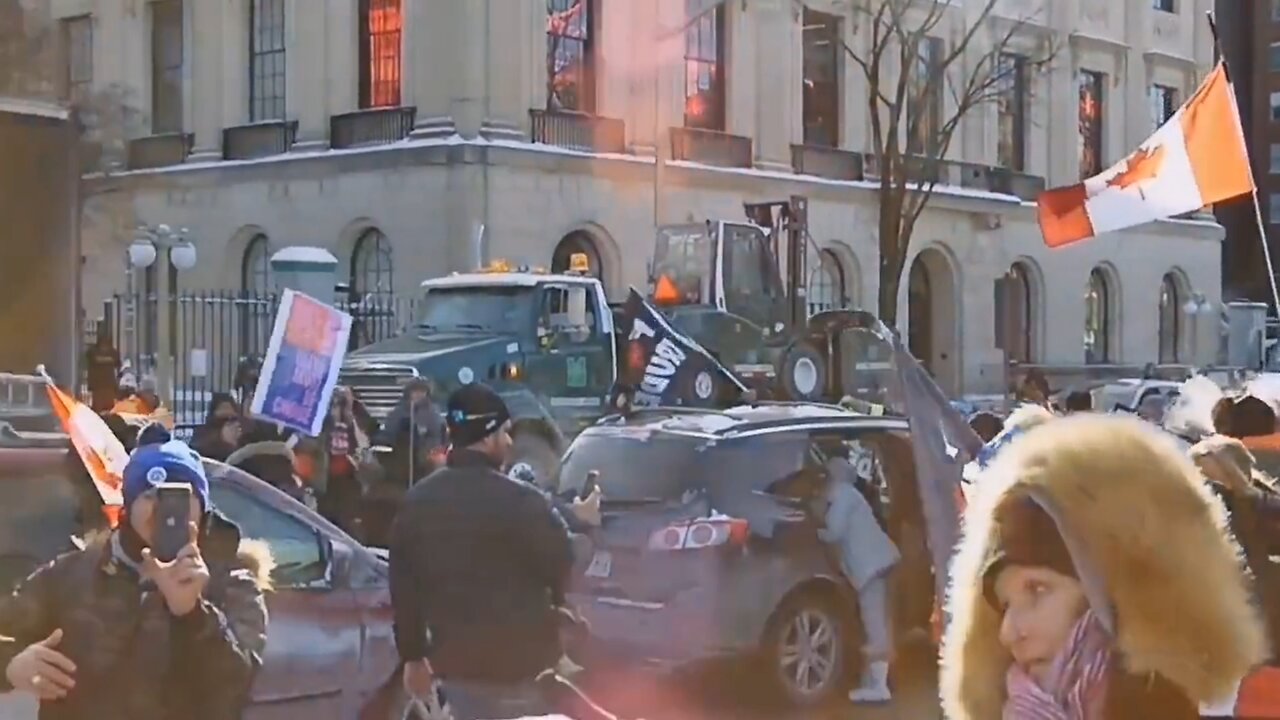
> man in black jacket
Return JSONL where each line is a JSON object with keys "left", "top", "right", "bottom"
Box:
{"left": 389, "top": 383, "right": 574, "bottom": 720}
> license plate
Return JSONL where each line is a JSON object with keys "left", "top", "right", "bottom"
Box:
{"left": 585, "top": 550, "right": 613, "bottom": 578}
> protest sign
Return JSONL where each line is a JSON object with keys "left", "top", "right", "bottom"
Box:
{"left": 250, "top": 289, "right": 352, "bottom": 436}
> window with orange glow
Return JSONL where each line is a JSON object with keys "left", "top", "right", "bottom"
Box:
{"left": 359, "top": 0, "right": 402, "bottom": 109}
{"left": 1077, "top": 70, "right": 1105, "bottom": 178}
{"left": 684, "top": 0, "right": 725, "bottom": 131}
{"left": 546, "top": 0, "right": 594, "bottom": 112}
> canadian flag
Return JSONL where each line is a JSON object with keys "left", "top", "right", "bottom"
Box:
{"left": 45, "top": 382, "right": 127, "bottom": 526}
{"left": 1038, "top": 62, "right": 1254, "bottom": 248}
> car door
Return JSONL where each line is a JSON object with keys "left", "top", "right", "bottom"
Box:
{"left": 208, "top": 483, "right": 364, "bottom": 720}
{"left": 529, "top": 284, "right": 611, "bottom": 431}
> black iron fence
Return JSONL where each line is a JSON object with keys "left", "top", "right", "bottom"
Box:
{"left": 86, "top": 290, "right": 418, "bottom": 425}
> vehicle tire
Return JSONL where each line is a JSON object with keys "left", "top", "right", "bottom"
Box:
{"left": 509, "top": 430, "right": 561, "bottom": 489}
{"left": 776, "top": 342, "right": 827, "bottom": 402}
{"left": 761, "top": 591, "right": 853, "bottom": 710}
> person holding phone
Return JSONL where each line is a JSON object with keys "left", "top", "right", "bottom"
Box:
{"left": 0, "top": 438, "right": 271, "bottom": 720}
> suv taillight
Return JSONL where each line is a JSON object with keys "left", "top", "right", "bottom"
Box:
{"left": 647, "top": 517, "right": 749, "bottom": 551}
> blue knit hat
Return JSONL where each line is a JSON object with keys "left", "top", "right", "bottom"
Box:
{"left": 122, "top": 440, "right": 211, "bottom": 512}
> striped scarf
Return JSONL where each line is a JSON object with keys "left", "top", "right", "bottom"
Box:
{"left": 1004, "top": 609, "right": 1113, "bottom": 720}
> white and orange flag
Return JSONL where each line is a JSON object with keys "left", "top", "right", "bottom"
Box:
{"left": 45, "top": 382, "right": 127, "bottom": 526}
{"left": 1038, "top": 62, "right": 1254, "bottom": 248}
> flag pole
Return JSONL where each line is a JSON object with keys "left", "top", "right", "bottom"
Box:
{"left": 1207, "top": 11, "right": 1280, "bottom": 321}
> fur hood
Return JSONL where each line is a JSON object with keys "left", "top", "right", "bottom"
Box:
{"left": 235, "top": 538, "right": 275, "bottom": 592}
{"left": 941, "top": 414, "right": 1267, "bottom": 720}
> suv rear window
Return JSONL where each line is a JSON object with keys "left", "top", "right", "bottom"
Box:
{"left": 559, "top": 428, "right": 703, "bottom": 502}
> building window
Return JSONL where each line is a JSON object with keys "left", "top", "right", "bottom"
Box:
{"left": 1149, "top": 84, "right": 1177, "bottom": 129}
{"left": 1077, "top": 70, "right": 1105, "bottom": 178}
{"left": 1153, "top": 0, "right": 1174, "bottom": 12}
{"left": 62, "top": 15, "right": 93, "bottom": 107}
{"left": 683, "top": 0, "right": 725, "bottom": 131}
{"left": 546, "top": 0, "right": 594, "bottom": 112}
{"left": 249, "top": 0, "right": 286, "bottom": 121}
{"left": 1005, "top": 263, "right": 1035, "bottom": 364}
{"left": 907, "top": 37, "right": 944, "bottom": 157}
{"left": 807, "top": 250, "right": 846, "bottom": 315}
{"left": 352, "top": 228, "right": 394, "bottom": 296}
{"left": 1272, "top": 144, "right": 1280, "bottom": 173}
{"left": 1269, "top": 192, "right": 1280, "bottom": 220}
{"left": 802, "top": 9, "right": 840, "bottom": 147}
{"left": 150, "top": 0, "right": 184, "bottom": 134}
{"left": 1274, "top": 0, "right": 1280, "bottom": 22}
{"left": 241, "top": 235, "right": 272, "bottom": 293}
{"left": 1158, "top": 273, "right": 1181, "bottom": 363}
{"left": 996, "top": 53, "right": 1028, "bottom": 171}
{"left": 1084, "top": 267, "right": 1112, "bottom": 364}
{"left": 1271, "top": 92, "right": 1280, "bottom": 121}
{"left": 358, "top": 0, "right": 402, "bottom": 108}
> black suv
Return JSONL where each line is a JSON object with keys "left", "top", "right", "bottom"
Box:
{"left": 558, "top": 402, "right": 941, "bottom": 710}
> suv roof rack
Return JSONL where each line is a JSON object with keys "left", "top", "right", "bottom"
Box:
{"left": 597, "top": 405, "right": 723, "bottom": 425}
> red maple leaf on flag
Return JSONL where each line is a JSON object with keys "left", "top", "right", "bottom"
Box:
{"left": 1102, "top": 144, "right": 1166, "bottom": 200}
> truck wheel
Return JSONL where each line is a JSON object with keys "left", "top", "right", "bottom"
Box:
{"left": 777, "top": 342, "right": 827, "bottom": 402}
{"left": 509, "top": 431, "right": 561, "bottom": 490}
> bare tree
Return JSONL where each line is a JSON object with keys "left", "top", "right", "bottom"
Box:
{"left": 799, "top": 0, "right": 1056, "bottom": 326}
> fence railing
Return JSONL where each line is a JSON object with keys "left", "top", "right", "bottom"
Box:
{"left": 87, "top": 290, "right": 419, "bottom": 420}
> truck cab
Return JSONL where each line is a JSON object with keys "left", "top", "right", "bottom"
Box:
{"left": 339, "top": 256, "right": 616, "bottom": 483}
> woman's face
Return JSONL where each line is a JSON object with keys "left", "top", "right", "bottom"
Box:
{"left": 213, "top": 400, "right": 238, "bottom": 421}
{"left": 219, "top": 419, "right": 242, "bottom": 446}
{"left": 994, "top": 564, "right": 1089, "bottom": 685}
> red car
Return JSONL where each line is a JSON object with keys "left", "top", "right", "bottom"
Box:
{"left": 0, "top": 442, "right": 430, "bottom": 720}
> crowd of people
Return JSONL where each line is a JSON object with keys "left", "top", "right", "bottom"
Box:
{"left": 12, "top": 339, "right": 1280, "bottom": 719}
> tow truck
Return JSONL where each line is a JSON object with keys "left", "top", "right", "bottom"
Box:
{"left": 339, "top": 253, "right": 617, "bottom": 483}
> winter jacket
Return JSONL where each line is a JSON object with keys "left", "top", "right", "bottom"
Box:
{"left": 942, "top": 414, "right": 1268, "bottom": 720}
{"left": 0, "top": 521, "right": 272, "bottom": 720}
{"left": 389, "top": 449, "right": 574, "bottom": 684}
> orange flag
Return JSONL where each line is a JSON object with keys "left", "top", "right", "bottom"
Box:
{"left": 46, "top": 383, "right": 126, "bottom": 527}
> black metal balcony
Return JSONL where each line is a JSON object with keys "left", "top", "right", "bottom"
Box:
{"left": 125, "top": 132, "right": 193, "bottom": 170}
{"left": 790, "top": 144, "right": 865, "bottom": 181}
{"left": 222, "top": 120, "right": 298, "bottom": 160}
{"left": 329, "top": 106, "right": 416, "bottom": 150}
{"left": 862, "top": 152, "right": 942, "bottom": 184}
{"left": 529, "top": 109, "right": 626, "bottom": 154}
{"left": 669, "top": 127, "right": 752, "bottom": 168}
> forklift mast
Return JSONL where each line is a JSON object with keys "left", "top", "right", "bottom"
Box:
{"left": 743, "top": 195, "right": 809, "bottom": 328}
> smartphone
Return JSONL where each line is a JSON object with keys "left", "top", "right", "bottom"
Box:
{"left": 579, "top": 470, "right": 600, "bottom": 501}
{"left": 152, "top": 483, "right": 193, "bottom": 563}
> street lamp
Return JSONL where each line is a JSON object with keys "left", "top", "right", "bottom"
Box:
{"left": 128, "top": 223, "right": 197, "bottom": 406}
{"left": 1181, "top": 291, "right": 1214, "bottom": 366}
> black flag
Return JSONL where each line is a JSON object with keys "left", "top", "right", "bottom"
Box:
{"left": 609, "top": 288, "right": 747, "bottom": 410}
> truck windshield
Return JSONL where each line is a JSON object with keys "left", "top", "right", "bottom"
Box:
{"left": 418, "top": 286, "right": 535, "bottom": 332}
{"left": 653, "top": 224, "right": 713, "bottom": 304}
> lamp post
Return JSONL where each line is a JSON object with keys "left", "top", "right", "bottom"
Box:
{"left": 1182, "top": 292, "right": 1214, "bottom": 367}
{"left": 128, "top": 224, "right": 197, "bottom": 406}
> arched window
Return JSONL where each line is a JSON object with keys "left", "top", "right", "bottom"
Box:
{"left": 1158, "top": 273, "right": 1181, "bottom": 364}
{"left": 807, "top": 249, "right": 846, "bottom": 315}
{"left": 1005, "top": 263, "right": 1034, "bottom": 363}
{"left": 352, "top": 228, "right": 394, "bottom": 297}
{"left": 551, "top": 231, "right": 603, "bottom": 285}
{"left": 241, "top": 234, "right": 272, "bottom": 294}
{"left": 1085, "top": 267, "right": 1112, "bottom": 364}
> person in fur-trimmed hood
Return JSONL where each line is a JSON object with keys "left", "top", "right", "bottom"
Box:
{"left": 941, "top": 414, "right": 1268, "bottom": 720}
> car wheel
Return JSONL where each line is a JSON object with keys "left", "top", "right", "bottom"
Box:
{"left": 509, "top": 430, "right": 561, "bottom": 489}
{"left": 762, "top": 592, "right": 850, "bottom": 709}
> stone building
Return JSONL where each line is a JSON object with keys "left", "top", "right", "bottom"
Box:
{"left": 53, "top": 0, "right": 1222, "bottom": 395}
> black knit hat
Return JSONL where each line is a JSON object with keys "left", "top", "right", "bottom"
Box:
{"left": 446, "top": 383, "right": 511, "bottom": 447}
{"left": 981, "top": 494, "right": 1078, "bottom": 608}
